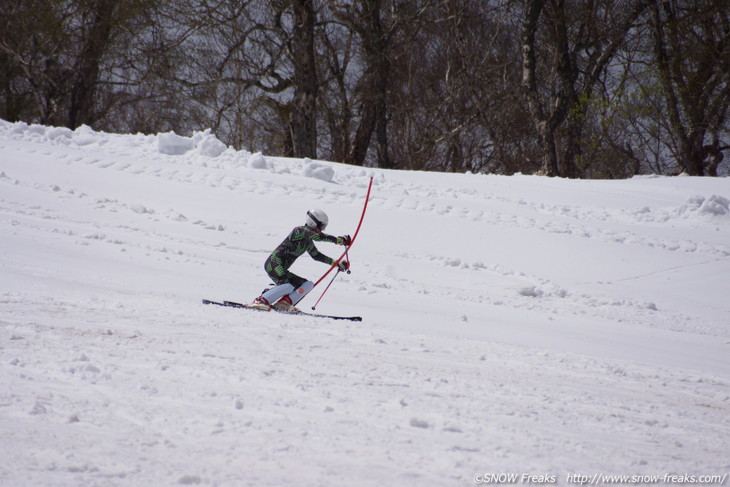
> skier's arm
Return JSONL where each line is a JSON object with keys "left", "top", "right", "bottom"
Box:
{"left": 309, "top": 249, "right": 348, "bottom": 272}
{"left": 312, "top": 232, "right": 337, "bottom": 244}
{"left": 313, "top": 232, "right": 351, "bottom": 246}
{"left": 308, "top": 231, "right": 350, "bottom": 266}
{"left": 307, "top": 246, "right": 334, "bottom": 265}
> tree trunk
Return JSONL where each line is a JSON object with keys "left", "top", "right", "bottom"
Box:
{"left": 521, "top": 0, "right": 560, "bottom": 176}
{"left": 68, "top": 0, "right": 116, "bottom": 129}
{"left": 289, "top": 0, "right": 318, "bottom": 159}
{"left": 350, "top": 98, "right": 375, "bottom": 166}
{"left": 347, "top": 0, "right": 392, "bottom": 168}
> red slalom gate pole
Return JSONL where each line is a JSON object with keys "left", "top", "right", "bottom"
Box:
{"left": 309, "top": 177, "right": 373, "bottom": 309}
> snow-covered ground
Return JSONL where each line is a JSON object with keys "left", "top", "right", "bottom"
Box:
{"left": 1, "top": 120, "right": 729, "bottom": 486}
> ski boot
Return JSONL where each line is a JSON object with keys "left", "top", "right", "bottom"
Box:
{"left": 250, "top": 296, "right": 271, "bottom": 311}
{"left": 272, "top": 295, "right": 297, "bottom": 312}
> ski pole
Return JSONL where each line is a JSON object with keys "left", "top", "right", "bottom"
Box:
{"left": 312, "top": 245, "right": 351, "bottom": 310}
{"left": 343, "top": 246, "right": 351, "bottom": 274}
{"left": 311, "top": 268, "right": 341, "bottom": 310}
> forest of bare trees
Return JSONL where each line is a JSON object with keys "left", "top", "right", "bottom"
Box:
{"left": 1, "top": 0, "right": 728, "bottom": 177}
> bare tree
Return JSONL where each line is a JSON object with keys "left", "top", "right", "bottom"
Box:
{"left": 383, "top": 0, "right": 524, "bottom": 173}
{"left": 316, "top": 7, "right": 357, "bottom": 163}
{"left": 170, "top": 0, "right": 320, "bottom": 157}
{"left": 520, "top": 0, "right": 648, "bottom": 177}
{"left": 649, "top": 0, "right": 730, "bottom": 176}
{"left": 333, "top": 0, "right": 395, "bottom": 167}
{"left": 0, "top": 0, "right": 161, "bottom": 129}
{"left": 0, "top": 0, "right": 74, "bottom": 125}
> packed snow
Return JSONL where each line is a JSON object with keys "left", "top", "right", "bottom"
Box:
{"left": 1, "top": 120, "right": 729, "bottom": 486}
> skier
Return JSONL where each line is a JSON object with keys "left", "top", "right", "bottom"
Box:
{"left": 251, "top": 209, "right": 351, "bottom": 311}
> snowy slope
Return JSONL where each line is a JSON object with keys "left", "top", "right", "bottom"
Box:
{"left": 1, "top": 120, "right": 729, "bottom": 486}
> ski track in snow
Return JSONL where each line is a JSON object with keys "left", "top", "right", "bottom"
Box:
{"left": 1, "top": 121, "right": 729, "bottom": 486}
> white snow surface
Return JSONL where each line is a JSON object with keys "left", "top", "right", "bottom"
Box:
{"left": 1, "top": 120, "right": 729, "bottom": 486}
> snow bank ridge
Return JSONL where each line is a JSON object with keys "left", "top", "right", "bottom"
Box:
{"left": 1, "top": 120, "right": 230, "bottom": 159}
{"left": 1, "top": 120, "right": 346, "bottom": 184}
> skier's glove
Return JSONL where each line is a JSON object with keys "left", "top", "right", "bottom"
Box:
{"left": 337, "top": 235, "right": 352, "bottom": 246}
{"left": 336, "top": 260, "right": 349, "bottom": 272}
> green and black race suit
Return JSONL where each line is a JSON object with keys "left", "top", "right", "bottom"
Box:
{"left": 264, "top": 226, "right": 337, "bottom": 288}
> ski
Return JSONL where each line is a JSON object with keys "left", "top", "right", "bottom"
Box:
{"left": 202, "top": 299, "right": 362, "bottom": 322}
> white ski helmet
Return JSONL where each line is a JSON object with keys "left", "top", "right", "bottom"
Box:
{"left": 305, "top": 209, "right": 329, "bottom": 231}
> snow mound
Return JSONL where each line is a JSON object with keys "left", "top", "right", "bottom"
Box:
{"left": 70, "top": 125, "right": 100, "bottom": 146}
{"left": 247, "top": 151, "right": 268, "bottom": 169}
{"left": 157, "top": 132, "right": 194, "bottom": 155}
{"left": 157, "top": 130, "right": 227, "bottom": 157}
{"left": 196, "top": 133, "right": 227, "bottom": 158}
{"left": 677, "top": 195, "right": 730, "bottom": 218}
{"left": 302, "top": 160, "right": 335, "bottom": 182}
